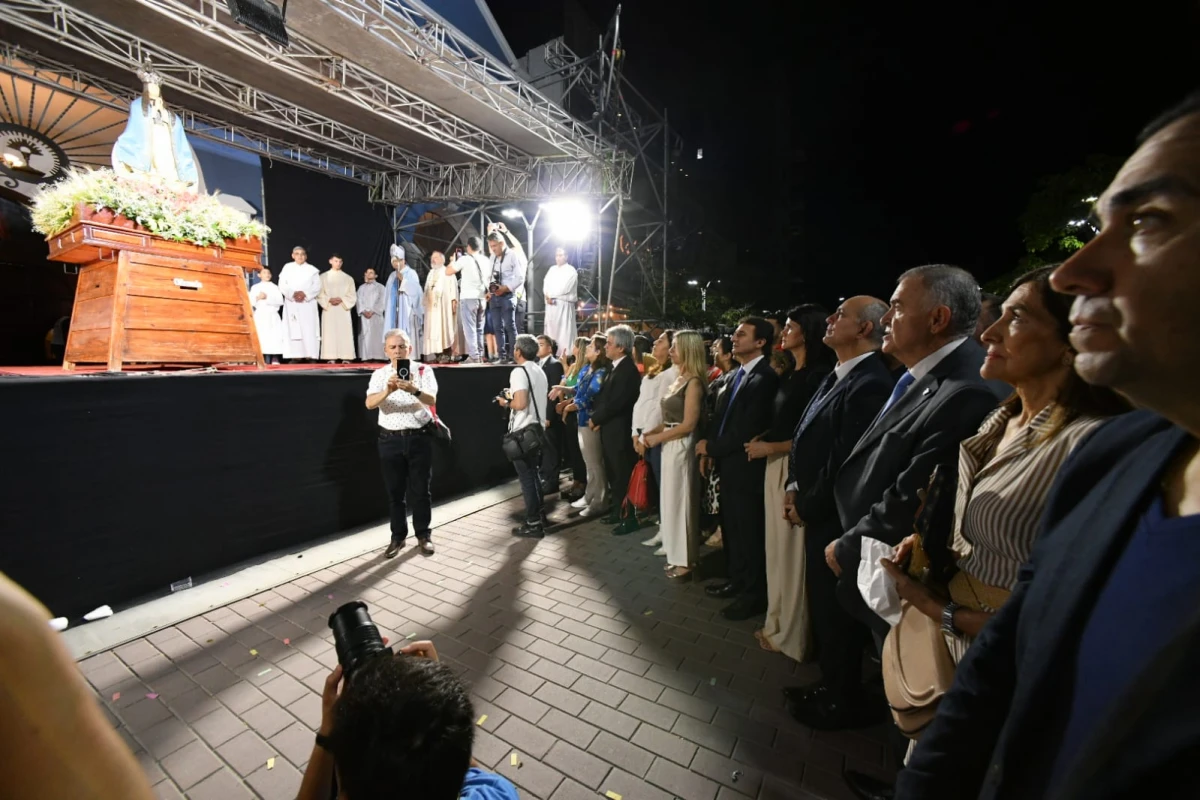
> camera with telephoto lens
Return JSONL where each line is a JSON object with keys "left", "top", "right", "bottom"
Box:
{"left": 328, "top": 601, "right": 393, "bottom": 677}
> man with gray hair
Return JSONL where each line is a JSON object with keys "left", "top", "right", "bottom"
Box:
{"left": 497, "top": 333, "right": 550, "bottom": 538}
{"left": 588, "top": 324, "right": 643, "bottom": 534}
{"left": 789, "top": 265, "right": 1006, "bottom": 735}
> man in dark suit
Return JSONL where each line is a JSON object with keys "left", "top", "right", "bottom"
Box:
{"left": 536, "top": 334, "right": 565, "bottom": 495}
{"left": 697, "top": 317, "right": 779, "bottom": 620}
{"left": 588, "top": 324, "right": 642, "bottom": 533}
{"left": 897, "top": 93, "right": 1200, "bottom": 800}
{"left": 792, "top": 265, "right": 1006, "bottom": 734}
{"left": 780, "top": 296, "right": 893, "bottom": 714}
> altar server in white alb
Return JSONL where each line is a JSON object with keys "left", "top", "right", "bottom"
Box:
{"left": 423, "top": 250, "right": 458, "bottom": 362}
{"left": 318, "top": 253, "right": 357, "bottom": 362}
{"left": 278, "top": 246, "right": 322, "bottom": 360}
{"left": 249, "top": 266, "right": 284, "bottom": 364}
{"left": 543, "top": 247, "right": 578, "bottom": 359}
{"left": 357, "top": 267, "right": 387, "bottom": 361}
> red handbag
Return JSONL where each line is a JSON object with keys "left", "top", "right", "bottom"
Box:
{"left": 623, "top": 456, "right": 654, "bottom": 513}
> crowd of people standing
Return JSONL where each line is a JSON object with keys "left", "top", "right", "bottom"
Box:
{"left": 248, "top": 223, "right": 580, "bottom": 367}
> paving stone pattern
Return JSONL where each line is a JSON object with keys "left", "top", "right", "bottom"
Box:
{"left": 80, "top": 498, "right": 897, "bottom": 799}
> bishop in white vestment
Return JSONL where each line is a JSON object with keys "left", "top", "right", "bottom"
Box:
{"left": 423, "top": 251, "right": 458, "bottom": 358}
{"left": 357, "top": 267, "right": 386, "bottom": 361}
{"left": 250, "top": 266, "right": 284, "bottom": 362}
{"left": 542, "top": 248, "right": 578, "bottom": 357}
{"left": 278, "top": 246, "right": 322, "bottom": 360}
{"left": 383, "top": 244, "right": 423, "bottom": 348}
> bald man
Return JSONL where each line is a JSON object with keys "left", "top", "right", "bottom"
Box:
{"left": 780, "top": 296, "right": 895, "bottom": 720}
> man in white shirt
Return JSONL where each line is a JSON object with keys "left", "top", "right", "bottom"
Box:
{"left": 497, "top": 334, "right": 549, "bottom": 539}
{"left": 278, "top": 246, "right": 322, "bottom": 361}
{"left": 366, "top": 329, "right": 440, "bottom": 558}
{"left": 449, "top": 236, "right": 489, "bottom": 362}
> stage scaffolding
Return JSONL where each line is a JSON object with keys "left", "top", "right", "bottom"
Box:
{"left": 0, "top": 0, "right": 682, "bottom": 324}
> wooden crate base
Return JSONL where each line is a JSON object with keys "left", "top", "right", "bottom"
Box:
{"left": 56, "top": 219, "right": 264, "bottom": 371}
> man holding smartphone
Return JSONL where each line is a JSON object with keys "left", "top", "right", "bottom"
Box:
{"left": 366, "top": 329, "right": 440, "bottom": 557}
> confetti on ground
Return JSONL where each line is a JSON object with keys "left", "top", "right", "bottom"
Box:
{"left": 258, "top": 603, "right": 266, "bottom": 607}
{"left": 283, "top": 638, "right": 291, "bottom": 645}
{"left": 605, "top": 792, "right": 623, "bottom": 800}
{"left": 642, "top": 609, "right": 653, "bottom": 616}
{"left": 249, "top": 649, "right": 258, "bottom": 656}
{"left": 405, "top": 632, "right": 417, "bottom": 640}
{"left": 257, "top": 668, "right": 272, "bottom": 677}
{"left": 111, "top": 692, "right": 120, "bottom": 701}
{"left": 266, "top": 757, "right": 275, "bottom": 770}
{"left": 709, "top": 677, "right": 716, "bottom": 686}
{"left": 437, "top": 579, "right": 444, "bottom": 585}
{"left": 510, "top": 752, "right": 520, "bottom": 767}
{"left": 476, "top": 715, "right": 487, "bottom": 726}
{"left": 327, "top": 594, "right": 334, "bottom": 599}
{"left": 206, "top": 639, "right": 213, "bottom": 643}
{"left": 146, "top": 693, "right": 159, "bottom": 700}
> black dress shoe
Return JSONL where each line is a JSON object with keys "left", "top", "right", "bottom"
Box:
{"left": 720, "top": 597, "right": 768, "bottom": 621}
{"left": 512, "top": 522, "right": 545, "bottom": 539}
{"left": 781, "top": 681, "right": 825, "bottom": 703}
{"left": 540, "top": 482, "right": 559, "bottom": 496}
{"left": 705, "top": 581, "right": 742, "bottom": 599}
{"left": 418, "top": 539, "right": 435, "bottom": 556}
{"left": 787, "top": 687, "right": 885, "bottom": 731}
{"left": 611, "top": 517, "right": 641, "bottom": 536}
{"left": 384, "top": 540, "right": 402, "bottom": 558}
{"left": 843, "top": 769, "right": 895, "bottom": 800}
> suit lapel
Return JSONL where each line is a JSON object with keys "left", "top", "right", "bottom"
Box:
{"left": 1005, "top": 426, "right": 1190, "bottom": 730}
{"left": 849, "top": 372, "right": 940, "bottom": 459}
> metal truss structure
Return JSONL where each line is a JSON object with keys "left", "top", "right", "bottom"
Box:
{"left": 535, "top": 30, "right": 684, "bottom": 316}
{"left": 0, "top": 45, "right": 380, "bottom": 184}
{"left": 369, "top": 153, "right": 633, "bottom": 203}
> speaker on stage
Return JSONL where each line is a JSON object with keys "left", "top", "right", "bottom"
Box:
{"left": 225, "top": 0, "right": 289, "bottom": 47}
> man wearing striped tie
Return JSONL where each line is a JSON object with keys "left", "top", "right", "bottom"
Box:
{"left": 790, "top": 265, "right": 1006, "bottom": 736}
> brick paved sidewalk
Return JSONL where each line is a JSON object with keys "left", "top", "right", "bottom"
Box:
{"left": 79, "top": 497, "right": 897, "bottom": 799}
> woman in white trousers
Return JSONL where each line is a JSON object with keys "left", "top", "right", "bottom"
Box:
{"left": 643, "top": 331, "right": 708, "bottom": 582}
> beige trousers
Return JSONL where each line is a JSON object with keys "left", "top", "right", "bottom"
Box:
{"left": 760, "top": 453, "right": 811, "bottom": 662}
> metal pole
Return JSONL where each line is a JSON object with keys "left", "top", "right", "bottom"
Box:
{"left": 606, "top": 193, "right": 623, "bottom": 325}
{"left": 525, "top": 211, "right": 536, "bottom": 334}
{"left": 662, "top": 108, "right": 669, "bottom": 316}
{"left": 596, "top": 197, "right": 604, "bottom": 327}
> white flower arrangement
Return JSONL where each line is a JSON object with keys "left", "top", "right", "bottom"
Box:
{"left": 31, "top": 168, "right": 268, "bottom": 247}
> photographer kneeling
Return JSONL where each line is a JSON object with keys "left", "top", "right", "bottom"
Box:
{"left": 496, "top": 333, "right": 549, "bottom": 539}
{"left": 296, "top": 639, "right": 518, "bottom": 800}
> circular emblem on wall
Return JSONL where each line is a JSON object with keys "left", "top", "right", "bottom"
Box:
{"left": 0, "top": 123, "right": 69, "bottom": 188}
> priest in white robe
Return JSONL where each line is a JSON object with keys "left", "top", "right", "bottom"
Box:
{"left": 422, "top": 250, "right": 458, "bottom": 361}
{"left": 250, "top": 266, "right": 284, "bottom": 364}
{"left": 383, "top": 244, "right": 423, "bottom": 349}
{"left": 278, "top": 246, "right": 322, "bottom": 360}
{"left": 356, "top": 267, "right": 386, "bottom": 361}
{"left": 543, "top": 247, "right": 578, "bottom": 358}
{"left": 318, "top": 254, "right": 357, "bottom": 362}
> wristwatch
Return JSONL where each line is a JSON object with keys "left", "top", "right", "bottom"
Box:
{"left": 315, "top": 732, "right": 334, "bottom": 752}
{"left": 941, "top": 602, "right": 962, "bottom": 636}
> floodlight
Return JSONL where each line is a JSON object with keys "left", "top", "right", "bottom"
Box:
{"left": 541, "top": 200, "right": 590, "bottom": 241}
{"left": 501, "top": 208, "right": 522, "bottom": 219}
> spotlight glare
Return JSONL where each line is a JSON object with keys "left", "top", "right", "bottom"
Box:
{"left": 541, "top": 199, "right": 591, "bottom": 241}
{"left": 501, "top": 208, "right": 522, "bottom": 219}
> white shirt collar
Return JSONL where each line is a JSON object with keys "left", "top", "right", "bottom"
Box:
{"left": 538, "top": 355, "right": 551, "bottom": 366}
{"left": 612, "top": 355, "right": 626, "bottom": 368}
{"left": 834, "top": 351, "right": 875, "bottom": 383}
{"left": 737, "top": 354, "right": 765, "bottom": 375}
{"left": 908, "top": 337, "right": 968, "bottom": 382}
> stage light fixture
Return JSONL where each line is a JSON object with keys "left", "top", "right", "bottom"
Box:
{"left": 225, "top": 0, "right": 290, "bottom": 48}
{"left": 501, "top": 208, "right": 522, "bottom": 219}
{"left": 541, "top": 200, "right": 590, "bottom": 241}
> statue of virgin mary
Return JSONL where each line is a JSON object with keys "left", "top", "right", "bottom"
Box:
{"left": 111, "top": 63, "right": 203, "bottom": 191}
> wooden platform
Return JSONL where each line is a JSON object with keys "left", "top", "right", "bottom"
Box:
{"left": 49, "top": 213, "right": 265, "bottom": 371}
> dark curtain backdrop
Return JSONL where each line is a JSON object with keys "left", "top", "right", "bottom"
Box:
{"left": 0, "top": 366, "right": 514, "bottom": 618}
{"left": 262, "top": 161, "right": 393, "bottom": 282}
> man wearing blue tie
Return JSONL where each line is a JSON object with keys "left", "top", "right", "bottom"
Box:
{"left": 780, "top": 296, "right": 893, "bottom": 721}
{"left": 790, "top": 265, "right": 1006, "bottom": 735}
{"left": 697, "top": 317, "right": 779, "bottom": 620}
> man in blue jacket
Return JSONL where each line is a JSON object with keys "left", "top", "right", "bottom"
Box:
{"left": 897, "top": 92, "right": 1200, "bottom": 800}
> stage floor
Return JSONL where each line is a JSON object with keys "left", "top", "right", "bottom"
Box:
{"left": 1, "top": 361, "right": 515, "bottom": 618}
{"left": 0, "top": 360, "right": 492, "bottom": 377}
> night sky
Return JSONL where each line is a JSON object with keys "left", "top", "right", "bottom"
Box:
{"left": 490, "top": 0, "right": 1200, "bottom": 309}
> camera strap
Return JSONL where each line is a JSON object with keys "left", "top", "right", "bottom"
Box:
{"left": 508, "top": 364, "right": 542, "bottom": 433}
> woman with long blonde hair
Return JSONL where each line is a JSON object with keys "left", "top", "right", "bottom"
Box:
{"left": 643, "top": 330, "right": 708, "bottom": 581}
